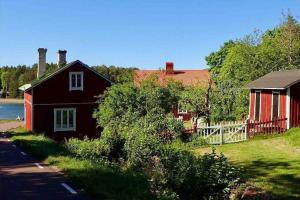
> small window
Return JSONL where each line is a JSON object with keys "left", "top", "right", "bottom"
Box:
{"left": 178, "top": 104, "right": 188, "bottom": 114}
{"left": 255, "top": 91, "right": 261, "bottom": 120}
{"left": 54, "top": 108, "right": 76, "bottom": 132}
{"left": 69, "top": 72, "right": 83, "bottom": 91}
{"left": 272, "top": 91, "right": 280, "bottom": 119}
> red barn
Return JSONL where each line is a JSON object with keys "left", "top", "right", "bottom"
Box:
{"left": 246, "top": 69, "right": 300, "bottom": 129}
{"left": 134, "top": 62, "right": 211, "bottom": 121}
{"left": 20, "top": 48, "right": 111, "bottom": 140}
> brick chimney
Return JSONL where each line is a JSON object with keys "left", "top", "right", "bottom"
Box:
{"left": 57, "top": 50, "right": 67, "bottom": 67}
{"left": 37, "top": 48, "right": 47, "bottom": 79}
{"left": 166, "top": 62, "right": 174, "bottom": 74}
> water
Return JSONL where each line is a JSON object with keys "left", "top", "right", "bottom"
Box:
{"left": 0, "top": 104, "right": 24, "bottom": 120}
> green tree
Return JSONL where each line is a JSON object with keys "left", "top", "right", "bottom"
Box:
{"left": 206, "top": 13, "right": 300, "bottom": 121}
{"left": 179, "top": 86, "right": 209, "bottom": 120}
{"left": 1, "top": 71, "right": 9, "bottom": 98}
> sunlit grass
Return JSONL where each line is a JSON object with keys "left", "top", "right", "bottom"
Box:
{"left": 194, "top": 128, "right": 300, "bottom": 200}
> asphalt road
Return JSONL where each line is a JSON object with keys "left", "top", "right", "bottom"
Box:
{"left": 0, "top": 133, "right": 92, "bottom": 200}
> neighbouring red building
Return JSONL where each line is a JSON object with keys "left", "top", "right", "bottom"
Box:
{"left": 246, "top": 69, "right": 300, "bottom": 129}
{"left": 20, "top": 48, "right": 111, "bottom": 140}
{"left": 134, "top": 62, "right": 211, "bottom": 121}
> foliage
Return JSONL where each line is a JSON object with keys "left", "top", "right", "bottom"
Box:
{"left": 284, "top": 127, "right": 300, "bottom": 147}
{"left": 157, "top": 148, "right": 240, "bottom": 200}
{"left": 92, "top": 77, "right": 240, "bottom": 199}
{"left": 124, "top": 130, "right": 163, "bottom": 168}
{"left": 206, "top": 13, "right": 300, "bottom": 121}
{"left": 65, "top": 137, "right": 110, "bottom": 160}
{"left": 179, "top": 86, "right": 209, "bottom": 119}
{"left": 92, "top": 65, "right": 137, "bottom": 83}
{"left": 94, "top": 77, "right": 184, "bottom": 142}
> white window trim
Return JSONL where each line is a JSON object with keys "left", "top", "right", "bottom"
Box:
{"left": 54, "top": 108, "right": 76, "bottom": 132}
{"left": 271, "top": 91, "right": 280, "bottom": 119}
{"left": 254, "top": 90, "right": 261, "bottom": 121}
{"left": 178, "top": 104, "right": 188, "bottom": 114}
{"left": 69, "top": 72, "right": 83, "bottom": 91}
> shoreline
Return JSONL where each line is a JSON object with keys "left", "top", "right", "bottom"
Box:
{"left": 0, "top": 98, "right": 23, "bottom": 104}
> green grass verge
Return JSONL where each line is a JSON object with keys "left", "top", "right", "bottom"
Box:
{"left": 9, "top": 127, "right": 154, "bottom": 200}
{"left": 0, "top": 119, "right": 16, "bottom": 123}
{"left": 194, "top": 128, "right": 300, "bottom": 200}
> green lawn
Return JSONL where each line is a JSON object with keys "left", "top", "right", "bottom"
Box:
{"left": 194, "top": 128, "right": 300, "bottom": 200}
{"left": 8, "top": 128, "right": 154, "bottom": 200}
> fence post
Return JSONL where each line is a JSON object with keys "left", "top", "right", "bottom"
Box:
{"left": 220, "top": 125, "right": 224, "bottom": 144}
{"left": 244, "top": 121, "right": 247, "bottom": 140}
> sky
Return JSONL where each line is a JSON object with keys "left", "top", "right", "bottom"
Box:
{"left": 0, "top": 0, "right": 299, "bottom": 70}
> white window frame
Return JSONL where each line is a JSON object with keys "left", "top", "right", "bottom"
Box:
{"left": 271, "top": 91, "right": 280, "bottom": 119}
{"left": 178, "top": 103, "right": 188, "bottom": 114}
{"left": 254, "top": 90, "right": 261, "bottom": 121}
{"left": 69, "top": 72, "right": 83, "bottom": 91}
{"left": 54, "top": 108, "right": 76, "bottom": 132}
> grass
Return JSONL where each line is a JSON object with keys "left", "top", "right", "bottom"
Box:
{"left": 8, "top": 127, "right": 154, "bottom": 200}
{"left": 183, "top": 120, "right": 193, "bottom": 129}
{"left": 194, "top": 128, "right": 300, "bottom": 200}
{"left": 0, "top": 119, "right": 15, "bottom": 122}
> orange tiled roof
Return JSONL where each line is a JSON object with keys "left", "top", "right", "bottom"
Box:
{"left": 134, "top": 69, "right": 210, "bottom": 87}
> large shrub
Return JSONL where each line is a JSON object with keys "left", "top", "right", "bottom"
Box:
{"left": 158, "top": 148, "right": 240, "bottom": 200}
{"left": 124, "top": 130, "right": 163, "bottom": 168}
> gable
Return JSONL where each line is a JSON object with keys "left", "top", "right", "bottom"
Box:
{"left": 24, "top": 60, "right": 112, "bottom": 92}
{"left": 31, "top": 61, "right": 112, "bottom": 104}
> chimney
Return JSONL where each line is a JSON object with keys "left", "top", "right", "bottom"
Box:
{"left": 57, "top": 50, "right": 67, "bottom": 67}
{"left": 165, "top": 62, "right": 174, "bottom": 74}
{"left": 37, "top": 48, "right": 47, "bottom": 79}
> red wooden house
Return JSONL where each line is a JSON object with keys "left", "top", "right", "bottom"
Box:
{"left": 246, "top": 69, "right": 300, "bottom": 129}
{"left": 134, "top": 62, "right": 210, "bottom": 120}
{"left": 20, "top": 48, "right": 111, "bottom": 140}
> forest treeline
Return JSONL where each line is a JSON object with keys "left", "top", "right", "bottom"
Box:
{"left": 0, "top": 63, "right": 136, "bottom": 98}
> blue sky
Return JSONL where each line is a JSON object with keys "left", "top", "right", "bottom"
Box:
{"left": 0, "top": 1, "right": 299, "bottom": 69}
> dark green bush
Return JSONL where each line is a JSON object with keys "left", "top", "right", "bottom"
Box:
{"left": 152, "top": 147, "right": 240, "bottom": 200}
{"left": 124, "top": 130, "right": 163, "bottom": 168}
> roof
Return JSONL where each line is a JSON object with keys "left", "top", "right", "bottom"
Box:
{"left": 134, "top": 69, "right": 210, "bottom": 87}
{"left": 245, "top": 69, "right": 300, "bottom": 89}
{"left": 19, "top": 60, "right": 112, "bottom": 92}
{"left": 18, "top": 84, "right": 32, "bottom": 91}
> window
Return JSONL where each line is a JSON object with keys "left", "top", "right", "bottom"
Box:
{"left": 272, "top": 91, "right": 280, "bottom": 119}
{"left": 69, "top": 72, "right": 83, "bottom": 91}
{"left": 54, "top": 108, "right": 76, "bottom": 132}
{"left": 255, "top": 90, "right": 261, "bottom": 120}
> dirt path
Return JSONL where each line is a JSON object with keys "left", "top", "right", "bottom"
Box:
{"left": 0, "top": 133, "right": 92, "bottom": 200}
{"left": 0, "top": 121, "right": 23, "bottom": 132}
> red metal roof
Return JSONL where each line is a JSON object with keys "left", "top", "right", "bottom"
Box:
{"left": 134, "top": 69, "right": 210, "bottom": 87}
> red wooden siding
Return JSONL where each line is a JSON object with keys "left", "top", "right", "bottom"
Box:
{"left": 290, "top": 81, "right": 300, "bottom": 128}
{"left": 24, "top": 91, "right": 32, "bottom": 131}
{"left": 30, "top": 61, "right": 110, "bottom": 139}
{"left": 33, "top": 104, "right": 101, "bottom": 140}
{"left": 172, "top": 106, "right": 192, "bottom": 121}
{"left": 249, "top": 91, "right": 255, "bottom": 119}
{"left": 249, "top": 89, "right": 286, "bottom": 121}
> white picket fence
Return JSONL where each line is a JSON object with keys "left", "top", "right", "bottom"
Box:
{"left": 197, "top": 121, "right": 247, "bottom": 144}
